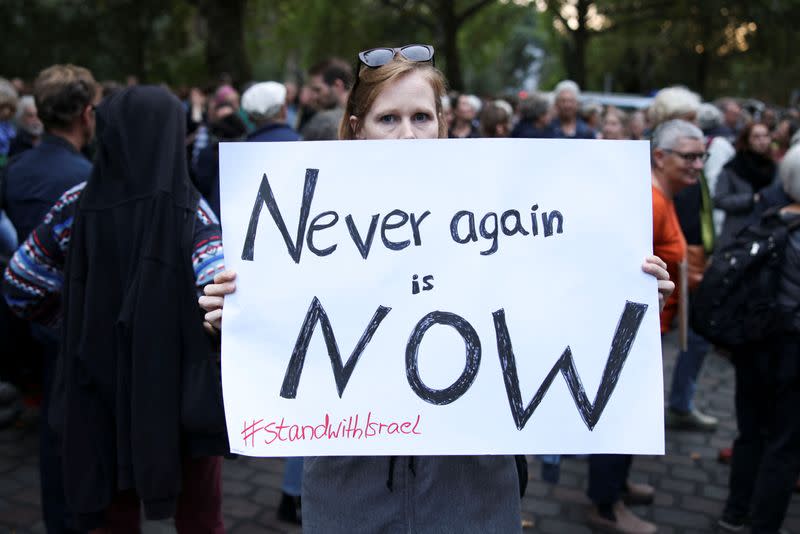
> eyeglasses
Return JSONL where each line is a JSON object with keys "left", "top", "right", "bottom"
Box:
{"left": 358, "top": 44, "right": 435, "bottom": 71}
{"left": 663, "top": 149, "right": 709, "bottom": 163}
{"left": 352, "top": 44, "right": 435, "bottom": 94}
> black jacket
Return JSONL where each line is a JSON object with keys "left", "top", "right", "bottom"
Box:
{"left": 51, "top": 86, "right": 226, "bottom": 528}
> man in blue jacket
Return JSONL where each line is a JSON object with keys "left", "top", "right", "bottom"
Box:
{"left": 1, "top": 63, "right": 98, "bottom": 534}
{"left": 4, "top": 65, "right": 98, "bottom": 243}
{"left": 549, "top": 80, "right": 596, "bottom": 140}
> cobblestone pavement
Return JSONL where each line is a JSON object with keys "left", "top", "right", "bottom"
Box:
{"left": 1, "top": 331, "right": 799, "bottom": 533}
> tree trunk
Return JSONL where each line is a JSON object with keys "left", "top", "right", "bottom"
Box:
{"left": 555, "top": 0, "right": 589, "bottom": 87}
{"left": 439, "top": 0, "right": 464, "bottom": 90}
{"left": 572, "top": 0, "right": 590, "bottom": 87}
{"left": 199, "top": 0, "right": 251, "bottom": 85}
{"left": 695, "top": 9, "right": 713, "bottom": 96}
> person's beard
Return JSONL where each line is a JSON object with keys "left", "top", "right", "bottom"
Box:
{"left": 22, "top": 122, "right": 44, "bottom": 137}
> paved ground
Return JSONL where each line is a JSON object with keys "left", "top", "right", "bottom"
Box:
{"left": 1, "top": 331, "right": 799, "bottom": 533}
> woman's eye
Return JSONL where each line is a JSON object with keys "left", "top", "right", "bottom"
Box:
{"left": 413, "top": 112, "right": 430, "bottom": 122}
{"left": 379, "top": 115, "right": 397, "bottom": 124}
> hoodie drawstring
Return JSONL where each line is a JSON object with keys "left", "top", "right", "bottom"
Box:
{"left": 386, "top": 456, "right": 397, "bottom": 491}
{"left": 386, "top": 456, "right": 417, "bottom": 492}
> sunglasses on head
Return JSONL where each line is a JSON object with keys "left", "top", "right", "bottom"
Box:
{"left": 357, "top": 44, "right": 435, "bottom": 73}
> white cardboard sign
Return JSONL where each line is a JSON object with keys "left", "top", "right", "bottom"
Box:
{"left": 218, "top": 138, "right": 663, "bottom": 457}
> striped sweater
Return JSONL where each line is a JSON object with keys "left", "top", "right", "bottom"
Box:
{"left": 2, "top": 182, "right": 225, "bottom": 326}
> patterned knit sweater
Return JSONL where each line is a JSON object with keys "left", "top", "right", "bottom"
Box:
{"left": 2, "top": 181, "right": 224, "bottom": 326}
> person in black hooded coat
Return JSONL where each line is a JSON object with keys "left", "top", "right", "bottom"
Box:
{"left": 49, "top": 86, "right": 228, "bottom": 531}
{"left": 714, "top": 122, "right": 777, "bottom": 249}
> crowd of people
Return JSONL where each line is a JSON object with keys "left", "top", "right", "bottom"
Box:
{"left": 0, "top": 44, "right": 798, "bottom": 534}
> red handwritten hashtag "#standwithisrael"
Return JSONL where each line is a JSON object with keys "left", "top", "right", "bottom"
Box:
{"left": 240, "top": 412, "right": 422, "bottom": 447}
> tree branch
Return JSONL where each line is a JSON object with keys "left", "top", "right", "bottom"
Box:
{"left": 380, "top": 0, "right": 436, "bottom": 30}
{"left": 457, "top": 0, "right": 495, "bottom": 24}
{"left": 544, "top": 0, "right": 572, "bottom": 34}
{"left": 598, "top": 0, "right": 675, "bottom": 18}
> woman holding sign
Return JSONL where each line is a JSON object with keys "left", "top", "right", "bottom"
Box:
{"left": 201, "top": 45, "right": 674, "bottom": 532}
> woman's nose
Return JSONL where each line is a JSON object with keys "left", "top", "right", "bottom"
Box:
{"left": 399, "top": 118, "right": 416, "bottom": 139}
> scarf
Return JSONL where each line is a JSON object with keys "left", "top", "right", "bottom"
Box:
{"left": 726, "top": 149, "right": 776, "bottom": 190}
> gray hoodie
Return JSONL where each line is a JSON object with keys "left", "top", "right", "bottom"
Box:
{"left": 303, "top": 454, "right": 522, "bottom": 533}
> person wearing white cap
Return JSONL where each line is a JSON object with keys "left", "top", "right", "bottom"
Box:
{"left": 240, "top": 81, "right": 303, "bottom": 523}
{"left": 242, "top": 81, "right": 300, "bottom": 142}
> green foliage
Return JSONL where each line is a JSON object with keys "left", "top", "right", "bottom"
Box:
{"left": 0, "top": 0, "right": 205, "bottom": 85}
{"left": 244, "top": 0, "right": 409, "bottom": 83}
{"left": 1, "top": 0, "right": 797, "bottom": 103}
{"left": 540, "top": 0, "right": 800, "bottom": 104}
{"left": 458, "top": 1, "right": 539, "bottom": 95}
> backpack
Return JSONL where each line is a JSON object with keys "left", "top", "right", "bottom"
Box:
{"left": 690, "top": 207, "right": 800, "bottom": 349}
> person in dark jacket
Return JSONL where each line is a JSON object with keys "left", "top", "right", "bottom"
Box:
{"left": 549, "top": 80, "right": 595, "bottom": 139}
{"left": 243, "top": 81, "right": 301, "bottom": 143}
{"left": 1, "top": 64, "right": 98, "bottom": 534}
{"left": 717, "top": 144, "right": 800, "bottom": 534}
{"left": 511, "top": 93, "right": 552, "bottom": 139}
{"left": 192, "top": 111, "right": 247, "bottom": 218}
{"left": 47, "top": 86, "right": 227, "bottom": 531}
{"left": 240, "top": 81, "right": 304, "bottom": 524}
{"left": 3, "top": 65, "right": 97, "bottom": 243}
{"left": 714, "top": 122, "right": 777, "bottom": 249}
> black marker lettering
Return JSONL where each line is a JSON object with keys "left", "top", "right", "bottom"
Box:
{"left": 306, "top": 211, "right": 339, "bottom": 257}
{"left": 412, "top": 274, "right": 421, "bottom": 295}
{"left": 479, "top": 212, "right": 499, "bottom": 255}
{"left": 345, "top": 214, "right": 380, "bottom": 259}
{"left": 381, "top": 209, "right": 410, "bottom": 250}
{"left": 409, "top": 210, "right": 431, "bottom": 246}
{"left": 280, "top": 297, "right": 392, "bottom": 398}
{"left": 422, "top": 275, "right": 434, "bottom": 291}
{"left": 241, "top": 169, "right": 319, "bottom": 263}
{"left": 500, "top": 209, "right": 529, "bottom": 236}
{"left": 405, "top": 311, "right": 481, "bottom": 405}
{"left": 543, "top": 210, "right": 564, "bottom": 237}
{"left": 493, "top": 301, "right": 647, "bottom": 430}
{"left": 450, "top": 210, "right": 478, "bottom": 244}
{"left": 529, "top": 204, "right": 539, "bottom": 236}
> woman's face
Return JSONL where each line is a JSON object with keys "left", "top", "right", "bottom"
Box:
{"left": 351, "top": 71, "right": 439, "bottom": 140}
{"left": 748, "top": 124, "right": 771, "bottom": 155}
{"left": 601, "top": 114, "right": 625, "bottom": 140}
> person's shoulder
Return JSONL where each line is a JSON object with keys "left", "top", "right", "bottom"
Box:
{"left": 313, "top": 108, "right": 344, "bottom": 126}
{"left": 576, "top": 119, "right": 595, "bottom": 138}
{"left": 279, "top": 124, "right": 302, "bottom": 141}
{"left": 708, "top": 136, "right": 734, "bottom": 153}
{"left": 33, "top": 139, "right": 92, "bottom": 175}
{"left": 510, "top": 122, "right": 529, "bottom": 138}
{"left": 251, "top": 124, "right": 301, "bottom": 142}
{"left": 720, "top": 156, "right": 740, "bottom": 176}
{"left": 5, "top": 143, "right": 40, "bottom": 173}
{"left": 197, "top": 142, "right": 218, "bottom": 162}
